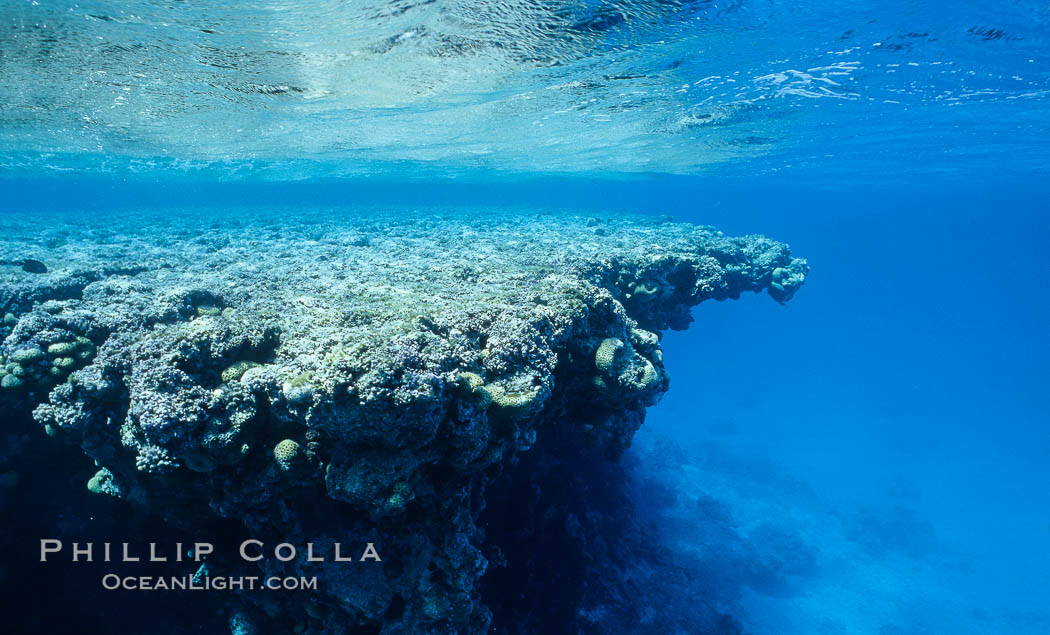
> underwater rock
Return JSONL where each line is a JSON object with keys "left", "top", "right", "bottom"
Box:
{"left": 21, "top": 258, "right": 47, "bottom": 274}
{"left": 0, "top": 209, "right": 806, "bottom": 633}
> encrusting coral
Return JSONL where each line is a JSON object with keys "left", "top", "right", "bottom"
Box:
{"left": 0, "top": 207, "right": 806, "bottom": 633}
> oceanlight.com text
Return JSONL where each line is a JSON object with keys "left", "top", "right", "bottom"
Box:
{"left": 101, "top": 574, "right": 318, "bottom": 591}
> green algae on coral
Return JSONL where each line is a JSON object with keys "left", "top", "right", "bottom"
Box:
{"left": 10, "top": 347, "right": 43, "bottom": 364}
{"left": 387, "top": 481, "right": 413, "bottom": 508}
{"left": 455, "top": 372, "right": 494, "bottom": 408}
{"left": 222, "top": 360, "right": 260, "bottom": 383}
{"left": 46, "top": 341, "right": 76, "bottom": 356}
{"left": 273, "top": 439, "right": 301, "bottom": 471}
{"left": 595, "top": 337, "right": 624, "bottom": 375}
{"left": 487, "top": 384, "right": 542, "bottom": 424}
{"left": 86, "top": 468, "right": 121, "bottom": 497}
{"left": 52, "top": 356, "right": 75, "bottom": 370}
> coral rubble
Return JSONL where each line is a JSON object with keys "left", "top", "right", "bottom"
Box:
{"left": 0, "top": 208, "right": 806, "bottom": 633}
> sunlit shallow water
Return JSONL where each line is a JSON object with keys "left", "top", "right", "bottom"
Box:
{"left": 3, "top": 0, "right": 1050, "bottom": 178}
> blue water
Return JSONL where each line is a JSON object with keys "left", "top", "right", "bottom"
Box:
{"left": 4, "top": 0, "right": 1050, "bottom": 179}
{"left": 3, "top": 0, "right": 1050, "bottom": 633}
{"left": 650, "top": 182, "right": 1050, "bottom": 633}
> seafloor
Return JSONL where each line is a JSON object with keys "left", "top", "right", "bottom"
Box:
{"left": 0, "top": 207, "right": 805, "bottom": 633}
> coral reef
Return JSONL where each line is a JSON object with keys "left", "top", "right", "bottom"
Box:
{"left": 0, "top": 208, "right": 806, "bottom": 633}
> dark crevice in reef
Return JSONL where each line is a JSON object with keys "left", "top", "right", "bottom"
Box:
{"left": 0, "top": 211, "right": 807, "bottom": 634}
{"left": 0, "top": 405, "right": 231, "bottom": 634}
{"left": 480, "top": 423, "right": 744, "bottom": 634}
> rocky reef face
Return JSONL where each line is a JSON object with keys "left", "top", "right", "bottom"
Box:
{"left": 0, "top": 208, "right": 806, "bottom": 633}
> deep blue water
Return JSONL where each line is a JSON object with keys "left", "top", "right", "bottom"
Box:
{"left": 3, "top": 0, "right": 1050, "bottom": 632}
{"left": 653, "top": 182, "right": 1050, "bottom": 633}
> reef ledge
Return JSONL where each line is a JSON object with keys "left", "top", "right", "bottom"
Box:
{"left": 0, "top": 208, "right": 806, "bottom": 633}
